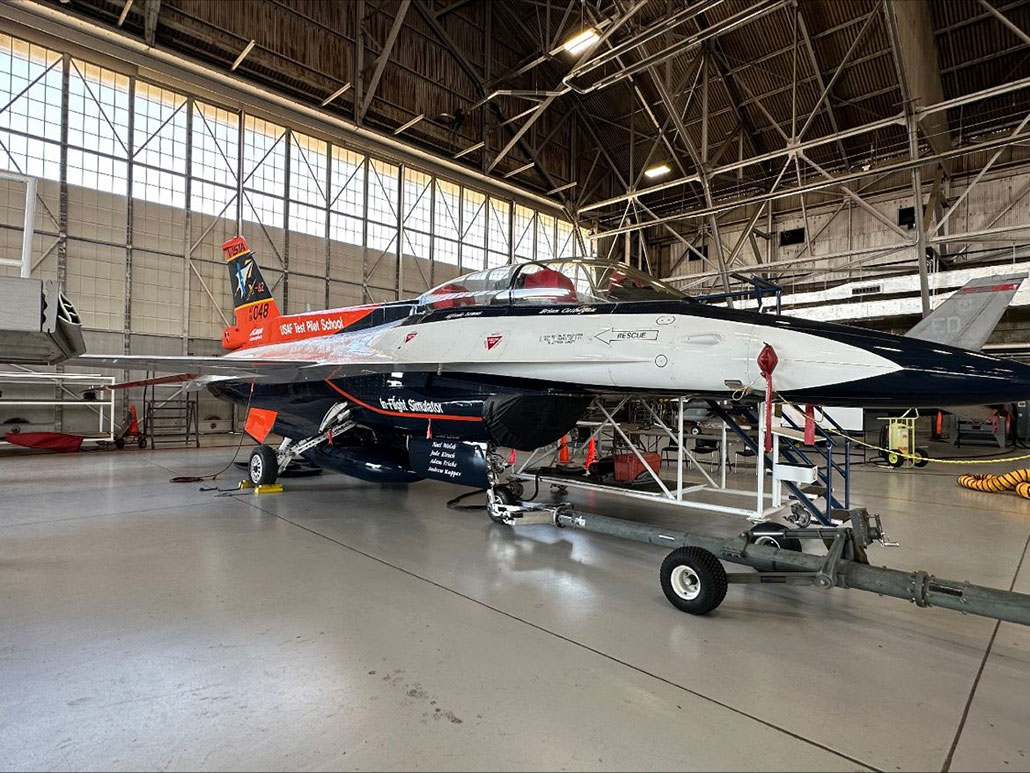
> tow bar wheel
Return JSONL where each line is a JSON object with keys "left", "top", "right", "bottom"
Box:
{"left": 660, "top": 547, "right": 728, "bottom": 615}
{"left": 249, "top": 446, "right": 279, "bottom": 486}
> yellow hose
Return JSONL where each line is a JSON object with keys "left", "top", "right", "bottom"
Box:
{"left": 957, "top": 469, "right": 1030, "bottom": 499}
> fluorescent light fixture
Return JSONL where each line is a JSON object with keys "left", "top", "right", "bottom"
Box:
{"left": 563, "top": 28, "right": 599, "bottom": 55}
{"left": 644, "top": 162, "right": 671, "bottom": 179}
{"left": 393, "top": 113, "right": 425, "bottom": 135}
{"left": 503, "top": 161, "right": 535, "bottom": 179}
{"left": 321, "top": 82, "right": 352, "bottom": 107}
{"left": 117, "top": 0, "right": 134, "bottom": 26}
{"left": 454, "top": 141, "right": 485, "bottom": 159}
{"left": 231, "top": 40, "right": 256, "bottom": 71}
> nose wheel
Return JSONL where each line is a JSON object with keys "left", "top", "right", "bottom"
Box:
{"left": 249, "top": 446, "right": 279, "bottom": 486}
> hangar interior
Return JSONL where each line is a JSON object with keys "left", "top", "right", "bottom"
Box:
{"left": 3, "top": 0, "right": 1030, "bottom": 770}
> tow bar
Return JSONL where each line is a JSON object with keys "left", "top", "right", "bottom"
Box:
{"left": 491, "top": 497, "right": 1030, "bottom": 625}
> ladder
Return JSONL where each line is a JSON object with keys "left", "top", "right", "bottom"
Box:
{"left": 143, "top": 385, "right": 200, "bottom": 449}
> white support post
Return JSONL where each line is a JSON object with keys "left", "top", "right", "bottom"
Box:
{"left": 20, "top": 176, "right": 36, "bottom": 278}
{"left": 677, "top": 397, "right": 684, "bottom": 501}
{"left": 756, "top": 401, "right": 766, "bottom": 518}
{"left": 720, "top": 420, "right": 727, "bottom": 489}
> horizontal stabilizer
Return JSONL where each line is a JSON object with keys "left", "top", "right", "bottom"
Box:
{"left": 905, "top": 273, "right": 1026, "bottom": 351}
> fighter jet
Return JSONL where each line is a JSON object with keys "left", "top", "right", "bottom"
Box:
{"left": 75, "top": 236, "right": 1028, "bottom": 488}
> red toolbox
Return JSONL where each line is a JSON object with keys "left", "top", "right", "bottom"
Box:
{"left": 614, "top": 452, "right": 661, "bottom": 482}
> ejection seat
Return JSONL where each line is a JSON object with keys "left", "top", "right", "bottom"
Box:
{"left": 517, "top": 267, "right": 578, "bottom": 304}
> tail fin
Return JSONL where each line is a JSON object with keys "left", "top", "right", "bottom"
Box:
{"left": 222, "top": 236, "right": 280, "bottom": 350}
{"left": 905, "top": 273, "right": 1026, "bottom": 351}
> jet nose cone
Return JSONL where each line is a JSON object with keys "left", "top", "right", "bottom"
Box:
{"left": 862, "top": 341, "right": 1030, "bottom": 407}
{"left": 786, "top": 330, "right": 1030, "bottom": 408}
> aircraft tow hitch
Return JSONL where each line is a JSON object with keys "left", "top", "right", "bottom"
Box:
{"left": 494, "top": 499, "right": 1030, "bottom": 626}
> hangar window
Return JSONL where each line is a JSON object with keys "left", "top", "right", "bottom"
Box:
{"left": 402, "top": 168, "right": 432, "bottom": 261}
{"left": 536, "top": 212, "right": 556, "bottom": 260}
{"left": 0, "top": 34, "right": 62, "bottom": 180}
{"left": 330, "top": 146, "right": 365, "bottom": 217}
{"left": 460, "top": 188, "right": 486, "bottom": 272}
{"left": 242, "top": 115, "right": 286, "bottom": 228}
{"left": 487, "top": 198, "right": 511, "bottom": 266}
{"left": 367, "top": 220, "right": 397, "bottom": 253}
{"left": 288, "top": 132, "right": 327, "bottom": 236}
{"left": 433, "top": 179, "right": 460, "bottom": 264}
{"left": 67, "top": 59, "right": 129, "bottom": 195}
{"left": 242, "top": 115, "right": 286, "bottom": 197}
{"left": 367, "top": 157, "right": 398, "bottom": 226}
{"left": 191, "top": 101, "right": 239, "bottom": 189}
{"left": 134, "top": 82, "right": 186, "bottom": 174}
{"left": 133, "top": 82, "right": 186, "bottom": 208}
{"left": 513, "top": 204, "right": 535, "bottom": 262}
{"left": 556, "top": 218, "right": 575, "bottom": 258}
{"left": 402, "top": 169, "right": 432, "bottom": 232}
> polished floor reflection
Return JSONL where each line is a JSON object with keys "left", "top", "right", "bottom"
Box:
{"left": 1, "top": 445, "right": 1028, "bottom": 771}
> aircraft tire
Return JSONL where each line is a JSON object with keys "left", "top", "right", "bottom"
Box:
{"left": 660, "top": 547, "right": 728, "bottom": 615}
{"left": 488, "top": 484, "right": 519, "bottom": 524}
{"left": 249, "top": 446, "right": 279, "bottom": 486}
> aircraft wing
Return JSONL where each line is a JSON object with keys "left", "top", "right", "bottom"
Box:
{"left": 905, "top": 272, "right": 1026, "bottom": 350}
{"left": 72, "top": 354, "right": 318, "bottom": 380}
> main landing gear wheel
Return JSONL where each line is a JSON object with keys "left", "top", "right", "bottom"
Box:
{"left": 249, "top": 446, "right": 279, "bottom": 486}
{"left": 749, "top": 521, "right": 803, "bottom": 553}
{"left": 488, "top": 484, "right": 520, "bottom": 524}
{"left": 660, "top": 547, "right": 728, "bottom": 615}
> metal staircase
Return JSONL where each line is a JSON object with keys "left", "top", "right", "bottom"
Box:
{"left": 708, "top": 401, "right": 852, "bottom": 526}
{"left": 143, "top": 385, "right": 200, "bottom": 449}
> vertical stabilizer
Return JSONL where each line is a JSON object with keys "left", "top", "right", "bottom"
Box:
{"left": 905, "top": 273, "right": 1025, "bottom": 351}
{"left": 222, "top": 236, "right": 280, "bottom": 349}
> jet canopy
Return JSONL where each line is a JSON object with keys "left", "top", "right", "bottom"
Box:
{"left": 417, "top": 259, "right": 686, "bottom": 311}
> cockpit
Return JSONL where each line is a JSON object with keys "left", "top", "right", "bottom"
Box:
{"left": 416, "top": 259, "right": 687, "bottom": 311}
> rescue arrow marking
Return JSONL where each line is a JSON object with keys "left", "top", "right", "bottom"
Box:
{"left": 594, "top": 328, "right": 659, "bottom": 345}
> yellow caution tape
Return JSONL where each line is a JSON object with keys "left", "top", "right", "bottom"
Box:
{"left": 824, "top": 429, "right": 1030, "bottom": 465}
{"left": 772, "top": 394, "right": 1030, "bottom": 465}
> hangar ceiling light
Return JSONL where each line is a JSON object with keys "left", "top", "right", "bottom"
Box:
{"left": 644, "top": 163, "right": 671, "bottom": 179}
{"left": 563, "top": 28, "right": 599, "bottom": 56}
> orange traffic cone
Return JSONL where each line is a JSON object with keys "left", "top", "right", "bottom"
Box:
{"left": 584, "top": 437, "right": 597, "bottom": 470}
{"left": 558, "top": 435, "right": 570, "bottom": 463}
{"left": 128, "top": 404, "right": 140, "bottom": 435}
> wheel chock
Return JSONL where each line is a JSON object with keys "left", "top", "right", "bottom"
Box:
{"left": 235, "top": 480, "right": 282, "bottom": 493}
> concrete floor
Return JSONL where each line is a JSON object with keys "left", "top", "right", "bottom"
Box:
{"left": 1, "top": 444, "right": 1029, "bottom": 771}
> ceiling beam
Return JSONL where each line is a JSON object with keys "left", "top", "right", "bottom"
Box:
{"left": 142, "top": 0, "right": 160, "bottom": 46}
{"left": 885, "top": 0, "right": 952, "bottom": 158}
{"left": 411, "top": 0, "right": 574, "bottom": 210}
{"left": 359, "top": 0, "right": 412, "bottom": 120}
